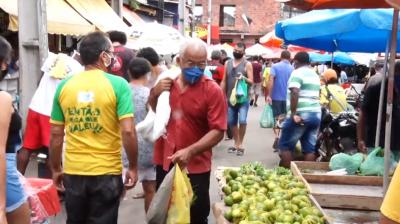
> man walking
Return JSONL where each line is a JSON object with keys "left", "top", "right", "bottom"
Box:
{"left": 149, "top": 38, "right": 227, "bottom": 224}
{"left": 278, "top": 52, "right": 321, "bottom": 168}
{"left": 266, "top": 50, "right": 294, "bottom": 149}
{"left": 221, "top": 42, "right": 253, "bottom": 156}
{"left": 250, "top": 56, "right": 263, "bottom": 107}
{"left": 107, "top": 30, "right": 135, "bottom": 81}
{"left": 49, "top": 32, "right": 138, "bottom": 224}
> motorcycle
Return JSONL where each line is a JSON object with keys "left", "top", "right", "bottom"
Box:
{"left": 316, "top": 108, "right": 359, "bottom": 161}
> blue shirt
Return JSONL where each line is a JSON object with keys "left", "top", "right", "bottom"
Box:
{"left": 270, "top": 60, "right": 294, "bottom": 101}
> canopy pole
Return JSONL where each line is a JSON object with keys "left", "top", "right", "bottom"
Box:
{"left": 383, "top": 9, "right": 399, "bottom": 194}
{"left": 207, "top": 0, "right": 212, "bottom": 45}
{"left": 330, "top": 53, "right": 334, "bottom": 68}
{"left": 376, "top": 34, "right": 391, "bottom": 148}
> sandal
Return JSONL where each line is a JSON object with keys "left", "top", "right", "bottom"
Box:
{"left": 236, "top": 148, "right": 245, "bottom": 156}
{"left": 228, "top": 147, "right": 237, "bottom": 153}
{"left": 132, "top": 192, "right": 145, "bottom": 199}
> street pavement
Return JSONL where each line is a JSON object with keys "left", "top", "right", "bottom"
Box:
{"left": 28, "top": 102, "right": 279, "bottom": 223}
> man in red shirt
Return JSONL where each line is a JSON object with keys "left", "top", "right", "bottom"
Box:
{"left": 250, "top": 56, "right": 263, "bottom": 107}
{"left": 107, "top": 31, "right": 135, "bottom": 81}
{"left": 148, "top": 38, "right": 227, "bottom": 224}
{"left": 206, "top": 50, "right": 225, "bottom": 85}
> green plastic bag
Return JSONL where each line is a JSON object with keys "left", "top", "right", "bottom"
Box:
{"left": 260, "top": 104, "right": 274, "bottom": 128}
{"left": 360, "top": 147, "right": 397, "bottom": 176}
{"left": 236, "top": 79, "right": 248, "bottom": 104}
{"left": 329, "top": 153, "right": 364, "bottom": 175}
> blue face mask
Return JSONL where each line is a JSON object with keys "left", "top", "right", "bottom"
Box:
{"left": 182, "top": 66, "right": 204, "bottom": 85}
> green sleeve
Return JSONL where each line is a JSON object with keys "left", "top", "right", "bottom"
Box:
{"left": 105, "top": 73, "right": 134, "bottom": 119}
{"left": 50, "top": 80, "right": 67, "bottom": 124}
{"left": 117, "top": 80, "right": 134, "bottom": 119}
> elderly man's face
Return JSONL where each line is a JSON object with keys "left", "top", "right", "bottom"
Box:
{"left": 179, "top": 47, "right": 207, "bottom": 70}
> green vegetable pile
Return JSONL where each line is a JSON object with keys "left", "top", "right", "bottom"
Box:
{"left": 222, "top": 162, "right": 325, "bottom": 224}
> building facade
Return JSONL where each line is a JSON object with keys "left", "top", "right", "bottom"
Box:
{"left": 194, "top": 0, "right": 281, "bottom": 44}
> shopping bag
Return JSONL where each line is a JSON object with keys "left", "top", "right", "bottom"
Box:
{"left": 329, "top": 153, "right": 364, "bottom": 175}
{"left": 147, "top": 166, "right": 176, "bottom": 224}
{"left": 260, "top": 104, "right": 274, "bottom": 128}
{"left": 229, "top": 80, "right": 238, "bottom": 106}
{"left": 360, "top": 147, "right": 398, "bottom": 176}
{"left": 166, "top": 165, "right": 193, "bottom": 224}
{"left": 236, "top": 79, "right": 248, "bottom": 104}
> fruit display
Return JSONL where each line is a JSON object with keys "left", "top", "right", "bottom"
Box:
{"left": 221, "top": 162, "right": 326, "bottom": 224}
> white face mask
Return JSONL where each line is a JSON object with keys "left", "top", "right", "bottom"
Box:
{"left": 103, "top": 52, "right": 114, "bottom": 68}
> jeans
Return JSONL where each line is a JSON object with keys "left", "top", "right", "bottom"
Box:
{"left": 6, "top": 153, "right": 27, "bottom": 212}
{"left": 63, "top": 174, "right": 123, "bottom": 224}
{"left": 228, "top": 101, "right": 250, "bottom": 126}
{"left": 156, "top": 166, "right": 211, "bottom": 224}
{"left": 279, "top": 112, "right": 321, "bottom": 154}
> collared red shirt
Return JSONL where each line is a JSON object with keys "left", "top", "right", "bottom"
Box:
{"left": 153, "top": 76, "right": 227, "bottom": 174}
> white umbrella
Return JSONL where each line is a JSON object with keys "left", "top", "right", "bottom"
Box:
{"left": 245, "top": 44, "right": 273, "bottom": 56}
{"left": 348, "top": 53, "right": 378, "bottom": 66}
{"left": 126, "top": 22, "right": 185, "bottom": 55}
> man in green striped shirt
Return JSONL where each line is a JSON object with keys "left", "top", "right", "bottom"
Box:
{"left": 278, "top": 52, "right": 321, "bottom": 168}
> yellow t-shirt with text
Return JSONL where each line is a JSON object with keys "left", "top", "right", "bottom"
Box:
{"left": 50, "top": 70, "right": 134, "bottom": 175}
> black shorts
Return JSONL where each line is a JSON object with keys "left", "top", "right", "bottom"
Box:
{"left": 156, "top": 166, "right": 211, "bottom": 224}
{"left": 63, "top": 174, "right": 123, "bottom": 224}
{"left": 272, "top": 100, "right": 287, "bottom": 118}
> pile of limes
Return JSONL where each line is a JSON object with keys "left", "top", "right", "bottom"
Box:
{"left": 222, "top": 163, "right": 325, "bottom": 224}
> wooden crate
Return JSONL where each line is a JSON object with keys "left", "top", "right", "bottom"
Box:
{"left": 213, "top": 166, "right": 330, "bottom": 224}
{"left": 291, "top": 161, "right": 384, "bottom": 211}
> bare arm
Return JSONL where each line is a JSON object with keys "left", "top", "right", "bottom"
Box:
{"left": 290, "top": 88, "right": 300, "bottom": 115}
{"left": 49, "top": 124, "right": 65, "bottom": 191}
{"left": 49, "top": 124, "right": 65, "bottom": 172}
{"left": 220, "top": 61, "right": 228, "bottom": 93}
{"left": 148, "top": 78, "right": 173, "bottom": 111}
{"left": 357, "top": 110, "right": 367, "bottom": 152}
{"left": 267, "top": 76, "right": 275, "bottom": 97}
{"left": 244, "top": 62, "right": 254, "bottom": 85}
{"left": 120, "top": 117, "right": 138, "bottom": 169}
{"left": 0, "top": 92, "right": 12, "bottom": 223}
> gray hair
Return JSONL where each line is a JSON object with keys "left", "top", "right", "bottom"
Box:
{"left": 179, "top": 38, "right": 207, "bottom": 58}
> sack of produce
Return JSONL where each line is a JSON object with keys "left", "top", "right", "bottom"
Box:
{"left": 360, "top": 147, "right": 397, "bottom": 176}
{"left": 329, "top": 153, "right": 364, "bottom": 175}
{"left": 260, "top": 104, "right": 274, "bottom": 128}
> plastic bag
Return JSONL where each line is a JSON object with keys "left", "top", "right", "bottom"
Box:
{"left": 166, "top": 165, "right": 193, "bottom": 224}
{"left": 360, "top": 147, "right": 398, "bottom": 176}
{"left": 236, "top": 79, "right": 248, "bottom": 104}
{"left": 147, "top": 166, "right": 175, "bottom": 224}
{"left": 19, "top": 175, "right": 61, "bottom": 224}
{"left": 329, "top": 153, "right": 364, "bottom": 175}
{"left": 147, "top": 165, "right": 193, "bottom": 224}
{"left": 136, "top": 69, "right": 180, "bottom": 142}
{"left": 260, "top": 104, "right": 274, "bottom": 128}
{"left": 229, "top": 80, "right": 238, "bottom": 106}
